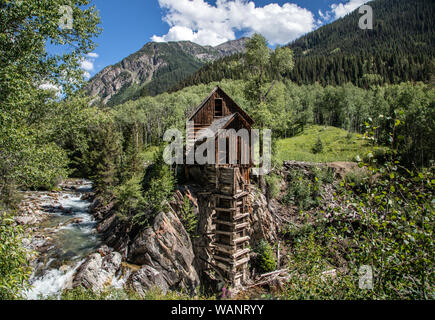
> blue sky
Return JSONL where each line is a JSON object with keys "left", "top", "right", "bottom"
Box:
{"left": 75, "top": 0, "right": 368, "bottom": 77}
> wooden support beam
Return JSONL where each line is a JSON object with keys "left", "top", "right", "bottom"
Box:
{"left": 233, "top": 212, "right": 250, "bottom": 220}
{"left": 214, "top": 219, "right": 235, "bottom": 227}
{"left": 212, "top": 242, "right": 235, "bottom": 251}
{"left": 234, "top": 257, "right": 250, "bottom": 267}
{"left": 214, "top": 246, "right": 236, "bottom": 255}
{"left": 232, "top": 236, "right": 250, "bottom": 244}
{"left": 215, "top": 207, "right": 236, "bottom": 212}
{"left": 235, "top": 222, "right": 250, "bottom": 229}
{"left": 214, "top": 255, "right": 234, "bottom": 264}
{"left": 233, "top": 248, "right": 250, "bottom": 259}
{"left": 213, "top": 230, "right": 234, "bottom": 236}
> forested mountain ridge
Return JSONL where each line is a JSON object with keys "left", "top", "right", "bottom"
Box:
{"left": 86, "top": 38, "right": 248, "bottom": 106}
{"left": 172, "top": 0, "right": 434, "bottom": 91}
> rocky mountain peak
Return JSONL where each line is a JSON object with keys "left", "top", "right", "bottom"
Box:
{"left": 86, "top": 38, "right": 248, "bottom": 106}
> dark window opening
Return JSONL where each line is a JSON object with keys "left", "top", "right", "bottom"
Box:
{"left": 215, "top": 99, "right": 223, "bottom": 117}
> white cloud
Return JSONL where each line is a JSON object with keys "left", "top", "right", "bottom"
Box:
{"left": 152, "top": 0, "right": 317, "bottom": 46}
{"left": 330, "top": 0, "right": 369, "bottom": 19}
{"left": 318, "top": 9, "right": 332, "bottom": 22}
{"left": 83, "top": 71, "right": 91, "bottom": 79}
{"left": 87, "top": 52, "right": 99, "bottom": 58}
{"left": 80, "top": 59, "right": 94, "bottom": 72}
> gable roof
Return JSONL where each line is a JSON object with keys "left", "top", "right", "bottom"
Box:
{"left": 195, "top": 112, "right": 252, "bottom": 142}
{"left": 188, "top": 86, "right": 254, "bottom": 125}
{"left": 196, "top": 114, "right": 235, "bottom": 141}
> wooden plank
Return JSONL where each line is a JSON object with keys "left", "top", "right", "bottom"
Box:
{"left": 232, "top": 236, "right": 250, "bottom": 244}
{"left": 234, "top": 256, "right": 250, "bottom": 267}
{"left": 214, "top": 255, "right": 234, "bottom": 264}
{"left": 235, "top": 222, "right": 250, "bottom": 229}
{"left": 214, "top": 219, "right": 235, "bottom": 227}
{"left": 212, "top": 242, "right": 235, "bottom": 251}
{"left": 213, "top": 230, "right": 234, "bottom": 236}
{"left": 234, "top": 213, "right": 250, "bottom": 220}
{"left": 233, "top": 248, "right": 250, "bottom": 259}
{"left": 214, "top": 246, "right": 235, "bottom": 255}
{"left": 215, "top": 207, "right": 236, "bottom": 212}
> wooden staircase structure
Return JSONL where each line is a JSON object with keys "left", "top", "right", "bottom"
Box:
{"left": 211, "top": 167, "right": 252, "bottom": 287}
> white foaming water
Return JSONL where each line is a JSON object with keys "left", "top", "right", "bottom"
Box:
{"left": 24, "top": 180, "right": 101, "bottom": 300}
{"left": 25, "top": 260, "right": 83, "bottom": 300}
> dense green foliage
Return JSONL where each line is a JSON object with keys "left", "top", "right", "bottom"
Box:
{"left": 0, "top": 211, "right": 32, "bottom": 300}
{"left": 171, "top": 0, "right": 434, "bottom": 91}
{"left": 0, "top": 0, "right": 101, "bottom": 300}
{"left": 0, "top": 0, "right": 100, "bottom": 195}
{"left": 282, "top": 167, "right": 334, "bottom": 211}
{"left": 179, "top": 195, "right": 198, "bottom": 238}
{"left": 280, "top": 120, "right": 434, "bottom": 299}
{"left": 283, "top": 160, "right": 434, "bottom": 300}
{"left": 116, "top": 78, "right": 434, "bottom": 167}
{"left": 254, "top": 240, "right": 277, "bottom": 274}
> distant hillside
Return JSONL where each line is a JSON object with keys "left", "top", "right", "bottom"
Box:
{"left": 86, "top": 38, "right": 248, "bottom": 106}
{"left": 171, "top": 0, "right": 434, "bottom": 91}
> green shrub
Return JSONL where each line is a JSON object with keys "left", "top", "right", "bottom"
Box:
{"left": 312, "top": 167, "right": 335, "bottom": 184}
{"left": 134, "top": 148, "right": 175, "bottom": 226}
{"left": 345, "top": 168, "right": 371, "bottom": 191}
{"left": 265, "top": 174, "right": 281, "bottom": 199}
{"left": 0, "top": 211, "right": 32, "bottom": 300}
{"left": 283, "top": 170, "right": 321, "bottom": 210}
{"left": 114, "top": 175, "right": 146, "bottom": 222}
{"left": 255, "top": 240, "right": 277, "bottom": 273}
{"left": 179, "top": 195, "right": 198, "bottom": 238}
{"left": 311, "top": 137, "right": 324, "bottom": 154}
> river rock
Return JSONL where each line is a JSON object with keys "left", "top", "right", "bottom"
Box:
{"left": 16, "top": 215, "right": 37, "bottom": 225}
{"left": 127, "top": 209, "right": 200, "bottom": 294}
{"left": 72, "top": 251, "right": 122, "bottom": 291}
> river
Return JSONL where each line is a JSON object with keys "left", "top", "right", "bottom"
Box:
{"left": 22, "top": 180, "right": 102, "bottom": 300}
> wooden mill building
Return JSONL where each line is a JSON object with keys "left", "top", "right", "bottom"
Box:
{"left": 185, "top": 86, "right": 254, "bottom": 287}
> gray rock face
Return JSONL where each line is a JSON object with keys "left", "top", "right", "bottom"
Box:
{"left": 127, "top": 265, "right": 169, "bottom": 296}
{"left": 250, "top": 191, "right": 279, "bottom": 243}
{"left": 127, "top": 209, "right": 200, "bottom": 293}
{"left": 72, "top": 250, "right": 122, "bottom": 291}
{"left": 214, "top": 37, "right": 249, "bottom": 56}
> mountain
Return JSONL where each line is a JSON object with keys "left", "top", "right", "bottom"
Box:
{"left": 86, "top": 38, "right": 248, "bottom": 106}
{"left": 171, "top": 0, "right": 434, "bottom": 91}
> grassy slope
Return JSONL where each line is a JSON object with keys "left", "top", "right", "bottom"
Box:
{"left": 276, "top": 125, "right": 372, "bottom": 163}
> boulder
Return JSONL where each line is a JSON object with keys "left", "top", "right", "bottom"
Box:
{"left": 127, "top": 209, "right": 200, "bottom": 294}
{"left": 250, "top": 191, "right": 278, "bottom": 243}
{"left": 72, "top": 251, "right": 122, "bottom": 291}
{"left": 127, "top": 265, "right": 169, "bottom": 296}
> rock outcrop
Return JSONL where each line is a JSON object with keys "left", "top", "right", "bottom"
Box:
{"left": 127, "top": 209, "right": 200, "bottom": 294}
{"left": 72, "top": 247, "right": 122, "bottom": 291}
{"left": 249, "top": 191, "right": 279, "bottom": 243}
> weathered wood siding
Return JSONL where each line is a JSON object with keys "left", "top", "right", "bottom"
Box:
{"left": 192, "top": 90, "right": 246, "bottom": 126}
